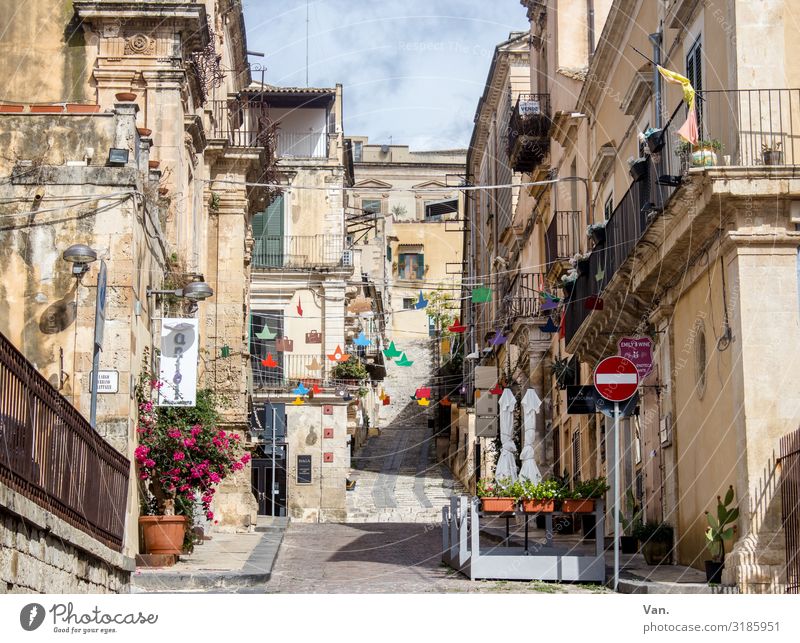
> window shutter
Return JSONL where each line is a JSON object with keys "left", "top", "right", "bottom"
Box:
{"left": 416, "top": 253, "right": 425, "bottom": 279}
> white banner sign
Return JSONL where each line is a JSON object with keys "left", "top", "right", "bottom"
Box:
{"left": 157, "top": 318, "right": 198, "bottom": 407}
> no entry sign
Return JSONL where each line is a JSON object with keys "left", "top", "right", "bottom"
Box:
{"left": 593, "top": 356, "right": 639, "bottom": 402}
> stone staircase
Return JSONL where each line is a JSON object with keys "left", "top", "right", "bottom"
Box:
{"left": 346, "top": 398, "right": 465, "bottom": 523}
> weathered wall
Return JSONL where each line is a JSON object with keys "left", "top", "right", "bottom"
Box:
{"left": 0, "top": 482, "right": 133, "bottom": 594}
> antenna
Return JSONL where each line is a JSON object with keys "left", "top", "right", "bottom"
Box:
{"left": 305, "top": 0, "right": 310, "bottom": 87}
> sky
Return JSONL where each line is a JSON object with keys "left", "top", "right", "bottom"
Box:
{"left": 242, "top": 0, "right": 529, "bottom": 150}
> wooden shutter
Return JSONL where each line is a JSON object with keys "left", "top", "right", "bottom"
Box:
{"left": 415, "top": 253, "right": 425, "bottom": 279}
{"left": 253, "top": 195, "right": 284, "bottom": 267}
{"left": 687, "top": 38, "right": 703, "bottom": 135}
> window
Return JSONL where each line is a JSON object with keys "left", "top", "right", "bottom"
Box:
{"left": 428, "top": 316, "right": 436, "bottom": 337}
{"left": 604, "top": 194, "right": 614, "bottom": 220}
{"left": 402, "top": 297, "right": 415, "bottom": 310}
{"left": 398, "top": 252, "right": 424, "bottom": 280}
{"left": 686, "top": 37, "right": 703, "bottom": 131}
{"left": 353, "top": 141, "right": 362, "bottom": 162}
{"left": 424, "top": 200, "right": 442, "bottom": 221}
{"left": 252, "top": 195, "right": 284, "bottom": 268}
{"left": 362, "top": 198, "right": 381, "bottom": 215}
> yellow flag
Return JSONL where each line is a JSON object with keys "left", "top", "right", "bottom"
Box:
{"left": 417, "top": 398, "right": 430, "bottom": 407}
{"left": 657, "top": 65, "right": 695, "bottom": 108}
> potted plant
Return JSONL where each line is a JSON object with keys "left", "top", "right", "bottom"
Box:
{"left": 552, "top": 357, "right": 576, "bottom": 390}
{"left": 676, "top": 139, "right": 722, "bottom": 167}
{"left": 560, "top": 269, "right": 578, "bottom": 296}
{"left": 587, "top": 221, "right": 606, "bottom": 246}
{"left": 634, "top": 521, "right": 674, "bottom": 565}
{"left": 704, "top": 485, "right": 738, "bottom": 583}
{"left": 477, "top": 477, "right": 517, "bottom": 513}
{"left": 135, "top": 358, "right": 251, "bottom": 555}
{"left": 762, "top": 140, "right": 783, "bottom": 166}
{"left": 569, "top": 252, "right": 591, "bottom": 276}
{"left": 643, "top": 127, "right": 666, "bottom": 154}
{"left": 331, "top": 358, "right": 368, "bottom": 382}
{"left": 519, "top": 478, "right": 559, "bottom": 513}
{"left": 562, "top": 476, "right": 609, "bottom": 513}
{"left": 628, "top": 156, "right": 649, "bottom": 182}
{"left": 620, "top": 489, "right": 642, "bottom": 554}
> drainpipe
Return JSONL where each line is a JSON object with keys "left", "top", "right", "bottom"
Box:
{"left": 649, "top": 29, "right": 663, "bottom": 129}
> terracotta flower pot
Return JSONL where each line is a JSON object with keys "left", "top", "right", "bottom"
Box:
{"left": 30, "top": 104, "right": 64, "bottom": 113}
{"left": 158, "top": 187, "right": 169, "bottom": 196}
{"left": 139, "top": 515, "right": 187, "bottom": 555}
{"left": 561, "top": 498, "right": 595, "bottom": 513}
{"left": 138, "top": 127, "right": 153, "bottom": 137}
{"left": 67, "top": 103, "right": 100, "bottom": 113}
{"left": 115, "top": 92, "right": 137, "bottom": 102}
{"left": 480, "top": 497, "right": 516, "bottom": 513}
{"left": 0, "top": 104, "right": 25, "bottom": 112}
{"left": 521, "top": 499, "right": 555, "bottom": 513}
{"left": 148, "top": 160, "right": 160, "bottom": 169}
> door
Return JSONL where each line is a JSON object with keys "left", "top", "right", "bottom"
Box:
{"left": 251, "top": 453, "right": 287, "bottom": 517}
{"left": 252, "top": 194, "right": 284, "bottom": 267}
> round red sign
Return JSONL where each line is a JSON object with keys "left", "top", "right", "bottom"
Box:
{"left": 593, "top": 356, "right": 639, "bottom": 402}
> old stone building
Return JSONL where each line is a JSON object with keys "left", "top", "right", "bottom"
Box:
{"left": 462, "top": 0, "right": 800, "bottom": 592}
{"left": 0, "top": 0, "right": 263, "bottom": 589}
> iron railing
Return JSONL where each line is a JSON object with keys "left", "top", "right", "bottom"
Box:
{"left": 780, "top": 427, "right": 800, "bottom": 594}
{"left": 697, "top": 88, "right": 800, "bottom": 166}
{"left": 502, "top": 272, "right": 546, "bottom": 320}
{"left": 252, "top": 235, "right": 350, "bottom": 270}
{"left": 251, "top": 353, "right": 329, "bottom": 389}
{"left": 545, "top": 211, "right": 582, "bottom": 272}
{"left": 0, "top": 331, "right": 129, "bottom": 551}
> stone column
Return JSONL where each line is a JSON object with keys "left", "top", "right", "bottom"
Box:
{"left": 723, "top": 235, "right": 800, "bottom": 592}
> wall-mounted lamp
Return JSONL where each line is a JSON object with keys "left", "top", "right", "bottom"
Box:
{"left": 107, "top": 148, "right": 129, "bottom": 166}
{"left": 62, "top": 243, "right": 98, "bottom": 276}
{"left": 147, "top": 281, "right": 214, "bottom": 301}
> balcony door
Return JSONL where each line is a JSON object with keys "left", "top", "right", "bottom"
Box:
{"left": 253, "top": 194, "right": 284, "bottom": 268}
{"left": 250, "top": 310, "right": 284, "bottom": 387}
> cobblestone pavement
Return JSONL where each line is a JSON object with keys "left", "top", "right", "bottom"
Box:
{"left": 265, "top": 522, "right": 609, "bottom": 593}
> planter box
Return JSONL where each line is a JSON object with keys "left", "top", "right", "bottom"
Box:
{"left": 642, "top": 540, "right": 673, "bottom": 565}
{"left": 480, "top": 497, "right": 515, "bottom": 513}
{"left": 0, "top": 104, "right": 25, "bottom": 112}
{"left": 139, "top": 515, "right": 187, "bottom": 555}
{"left": 30, "top": 105, "right": 64, "bottom": 113}
{"left": 561, "top": 498, "right": 595, "bottom": 513}
{"left": 691, "top": 148, "right": 717, "bottom": 167}
{"left": 629, "top": 158, "right": 648, "bottom": 182}
{"left": 66, "top": 103, "right": 100, "bottom": 113}
{"left": 763, "top": 150, "right": 783, "bottom": 166}
{"left": 520, "top": 499, "right": 555, "bottom": 513}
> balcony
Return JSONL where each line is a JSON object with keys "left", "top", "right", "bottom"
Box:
{"left": 252, "top": 235, "right": 351, "bottom": 270}
{"left": 545, "top": 210, "right": 581, "bottom": 275}
{"left": 508, "top": 93, "right": 551, "bottom": 173}
{"left": 210, "top": 100, "right": 329, "bottom": 158}
{"left": 251, "top": 354, "right": 329, "bottom": 390}
{"left": 502, "top": 272, "right": 547, "bottom": 320}
{"left": 0, "top": 330, "right": 129, "bottom": 551}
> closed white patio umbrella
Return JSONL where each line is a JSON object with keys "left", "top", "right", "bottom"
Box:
{"left": 494, "top": 388, "right": 518, "bottom": 482}
{"left": 519, "top": 388, "right": 542, "bottom": 483}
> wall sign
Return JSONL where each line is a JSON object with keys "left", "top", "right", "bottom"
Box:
{"left": 90, "top": 370, "right": 119, "bottom": 394}
{"left": 617, "top": 336, "right": 654, "bottom": 380}
{"left": 296, "top": 454, "right": 312, "bottom": 484}
{"left": 158, "top": 318, "right": 199, "bottom": 407}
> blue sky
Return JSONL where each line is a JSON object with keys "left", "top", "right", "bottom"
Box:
{"left": 242, "top": 0, "right": 528, "bottom": 150}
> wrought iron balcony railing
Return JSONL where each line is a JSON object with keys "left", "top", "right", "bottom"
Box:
{"left": 508, "top": 93, "right": 552, "bottom": 173}
{"left": 252, "top": 235, "right": 350, "bottom": 270}
{"left": 502, "top": 272, "right": 547, "bottom": 320}
{"left": 545, "top": 210, "right": 581, "bottom": 273}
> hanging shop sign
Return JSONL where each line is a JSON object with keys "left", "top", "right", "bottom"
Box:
{"left": 305, "top": 330, "right": 322, "bottom": 344}
{"left": 617, "top": 336, "right": 654, "bottom": 380}
{"left": 566, "top": 385, "right": 597, "bottom": 414}
{"left": 158, "top": 318, "right": 198, "bottom": 407}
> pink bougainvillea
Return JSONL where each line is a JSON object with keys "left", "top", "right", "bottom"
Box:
{"left": 135, "top": 375, "right": 250, "bottom": 521}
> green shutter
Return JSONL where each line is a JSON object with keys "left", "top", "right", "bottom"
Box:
{"left": 416, "top": 253, "right": 425, "bottom": 280}
{"left": 253, "top": 195, "right": 284, "bottom": 267}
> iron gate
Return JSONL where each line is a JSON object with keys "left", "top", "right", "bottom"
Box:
{"left": 780, "top": 427, "right": 800, "bottom": 593}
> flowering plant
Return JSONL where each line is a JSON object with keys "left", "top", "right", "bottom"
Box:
{"left": 568, "top": 252, "right": 591, "bottom": 268}
{"left": 135, "top": 358, "right": 249, "bottom": 522}
{"left": 476, "top": 477, "right": 516, "bottom": 498}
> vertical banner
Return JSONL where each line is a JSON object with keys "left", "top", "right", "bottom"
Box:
{"left": 157, "top": 318, "right": 199, "bottom": 407}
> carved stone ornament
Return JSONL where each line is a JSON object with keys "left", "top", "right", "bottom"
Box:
{"left": 125, "top": 33, "right": 156, "bottom": 56}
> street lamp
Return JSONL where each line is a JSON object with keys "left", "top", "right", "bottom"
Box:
{"left": 146, "top": 281, "right": 214, "bottom": 301}
{"left": 63, "top": 244, "right": 104, "bottom": 429}
{"left": 62, "top": 244, "right": 98, "bottom": 276}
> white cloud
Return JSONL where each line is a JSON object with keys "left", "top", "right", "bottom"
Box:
{"left": 243, "top": 0, "right": 528, "bottom": 149}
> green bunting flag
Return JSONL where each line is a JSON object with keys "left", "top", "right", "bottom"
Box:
{"left": 471, "top": 286, "right": 492, "bottom": 303}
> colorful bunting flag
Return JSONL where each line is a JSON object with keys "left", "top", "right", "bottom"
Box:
{"left": 471, "top": 286, "right": 492, "bottom": 303}
{"left": 595, "top": 266, "right": 605, "bottom": 283}
{"left": 306, "top": 356, "right": 321, "bottom": 371}
{"left": 585, "top": 295, "right": 604, "bottom": 311}
{"left": 292, "top": 382, "right": 310, "bottom": 396}
{"left": 415, "top": 291, "right": 428, "bottom": 309}
{"left": 255, "top": 324, "right": 277, "bottom": 340}
{"left": 448, "top": 319, "right": 467, "bottom": 333}
{"left": 327, "top": 345, "right": 350, "bottom": 362}
{"left": 396, "top": 353, "right": 414, "bottom": 367}
{"left": 354, "top": 331, "right": 371, "bottom": 347}
{"left": 540, "top": 316, "right": 559, "bottom": 333}
{"left": 417, "top": 398, "right": 430, "bottom": 406}
{"left": 261, "top": 353, "right": 277, "bottom": 368}
{"left": 489, "top": 384, "right": 503, "bottom": 395}
{"left": 297, "top": 297, "right": 303, "bottom": 317}
{"left": 541, "top": 297, "right": 558, "bottom": 312}
{"left": 291, "top": 396, "right": 304, "bottom": 406}
{"left": 382, "top": 341, "right": 402, "bottom": 360}
{"left": 490, "top": 330, "right": 507, "bottom": 347}
{"left": 415, "top": 387, "right": 431, "bottom": 399}
{"left": 440, "top": 397, "right": 452, "bottom": 407}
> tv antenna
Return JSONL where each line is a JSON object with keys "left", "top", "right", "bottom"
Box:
{"left": 305, "top": 0, "right": 310, "bottom": 87}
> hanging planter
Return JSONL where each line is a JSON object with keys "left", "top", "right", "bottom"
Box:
{"left": 628, "top": 157, "right": 649, "bottom": 182}
{"left": 644, "top": 128, "right": 666, "bottom": 154}
{"left": 587, "top": 222, "right": 606, "bottom": 246}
